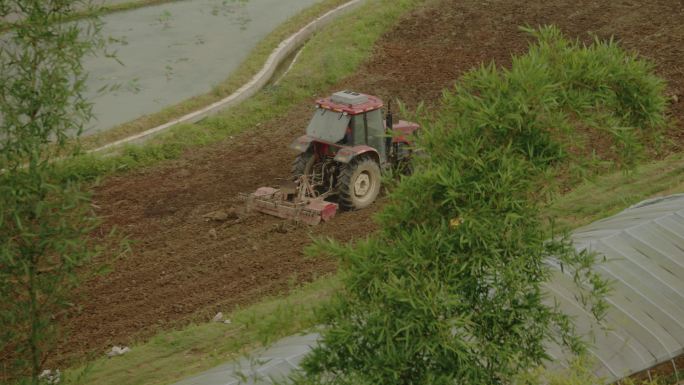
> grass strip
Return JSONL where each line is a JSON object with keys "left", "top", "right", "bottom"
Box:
{"left": 545, "top": 152, "right": 684, "bottom": 231}
{"left": 91, "top": 0, "right": 183, "bottom": 16}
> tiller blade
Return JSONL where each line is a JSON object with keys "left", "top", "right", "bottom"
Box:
{"left": 239, "top": 177, "right": 337, "bottom": 225}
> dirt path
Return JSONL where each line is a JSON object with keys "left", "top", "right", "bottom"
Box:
{"left": 58, "top": 0, "right": 684, "bottom": 364}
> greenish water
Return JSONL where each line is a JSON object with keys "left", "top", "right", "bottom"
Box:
{"left": 83, "top": 0, "right": 323, "bottom": 135}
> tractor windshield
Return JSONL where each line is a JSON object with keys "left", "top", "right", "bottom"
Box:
{"left": 306, "top": 107, "right": 350, "bottom": 143}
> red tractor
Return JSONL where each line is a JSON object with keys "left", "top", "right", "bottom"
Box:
{"left": 242, "top": 91, "right": 419, "bottom": 225}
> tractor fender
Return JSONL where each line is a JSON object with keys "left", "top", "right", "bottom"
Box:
{"left": 289, "top": 135, "right": 316, "bottom": 153}
{"left": 391, "top": 120, "right": 420, "bottom": 144}
{"left": 334, "top": 145, "right": 379, "bottom": 164}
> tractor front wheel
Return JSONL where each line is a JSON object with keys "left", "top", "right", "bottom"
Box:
{"left": 336, "top": 156, "right": 381, "bottom": 210}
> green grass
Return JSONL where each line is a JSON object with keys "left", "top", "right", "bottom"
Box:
{"left": 545, "top": 152, "right": 684, "bottom": 230}
{"left": 519, "top": 356, "right": 684, "bottom": 385}
{"left": 93, "top": 0, "right": 183, "bottom": 15}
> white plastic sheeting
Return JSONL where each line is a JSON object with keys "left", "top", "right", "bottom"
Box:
{"left": 172, "top": 333, "right": 318, "bottom": 385}
{"left": 546, "top": 194, "right": 684, "bottom": 382}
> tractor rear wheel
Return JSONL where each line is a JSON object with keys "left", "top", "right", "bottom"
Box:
{"left": 336, "top": 156, "right": 381, "bottom": 210}
{"left": 291, "top": 151, "right": 315, "bottom": 179}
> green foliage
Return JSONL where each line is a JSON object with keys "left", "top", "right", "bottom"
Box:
{"left": 296, "top": 26, "right": 668, "bottom": 385}
{"left": 0, "top": 170, "right": 101, "bottom": 382}
{"left": 299, "top": 146, "right": 597, "bottom": 385}
{"left": 525, "top": 26, "right": 667, "bottom": 131}
{"left": 0, "top": 1, "right": 108, "bottom": 383}
{"left": 436, "top": 25, "right": 667, "bottom": 168}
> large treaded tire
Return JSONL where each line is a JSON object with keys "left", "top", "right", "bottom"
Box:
{"left": 336, "top": 156, "right": 381, "bottom": 210}
{"left": 291, "top": 151, "right": 314, "bottom": 180}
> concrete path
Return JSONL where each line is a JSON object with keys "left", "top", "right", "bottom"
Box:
{"left": 172, "top": 333, "right": 319, "bottom": 385}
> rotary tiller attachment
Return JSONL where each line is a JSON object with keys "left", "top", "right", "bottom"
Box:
{"left": 239, "top": 176, "right": 338, "bottom": 225}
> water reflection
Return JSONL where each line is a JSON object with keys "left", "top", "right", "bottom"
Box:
{"left": 82, "top": 0, "right": 322, "bottom": 135}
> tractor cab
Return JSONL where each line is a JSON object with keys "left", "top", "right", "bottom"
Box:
{"left": 291, "top": 90, "right": 418, "bottom": 169}
{"left": 304, "top": 91, "right": 388, "bottom": 164}
{"left": 290, "top": 91, "right": 418, "bottom": 170}
{"left": 287, "top": 90, "right": 418, "bottom": 211}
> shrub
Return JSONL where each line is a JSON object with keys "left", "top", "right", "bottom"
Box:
{"left": 435, "top": 25, "right": 667, "bottom": 168}
{"left": 294, "top": 26, "right": 667, "bottom": 385}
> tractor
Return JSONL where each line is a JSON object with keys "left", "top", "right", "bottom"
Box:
{"left": 241, "top": 90, "right": 419, "bottom": 225}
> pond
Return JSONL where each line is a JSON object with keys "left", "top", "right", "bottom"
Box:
{"left": 83, "top": 0, "right": 324, "bottom": 135}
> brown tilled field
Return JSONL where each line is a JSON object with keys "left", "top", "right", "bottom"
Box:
{"left": 59, "top": 0, "right": 684, "bottom": 365}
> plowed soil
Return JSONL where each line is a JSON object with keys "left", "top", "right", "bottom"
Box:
{"left": 59, "top": 0, "right": 684, "bottom": 365}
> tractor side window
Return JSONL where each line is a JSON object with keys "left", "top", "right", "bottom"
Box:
{"left": 348, "top": 111, "right": 387, "bottom": 163}
{"left": 366, "top": 109, "right": 386, "bottom": 162}
{"left": 366, "top": 109, "right": 384, "bottom": 137}
{"left": 351, "top": 115, "right": 366, "bottom": 145}
{"left": 344, "top": 125, "right": 353, "bottom": 145}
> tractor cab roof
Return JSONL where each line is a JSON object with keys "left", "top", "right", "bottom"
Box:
{"left": 316, "top": 91, "right": 383, "bottom": 115}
